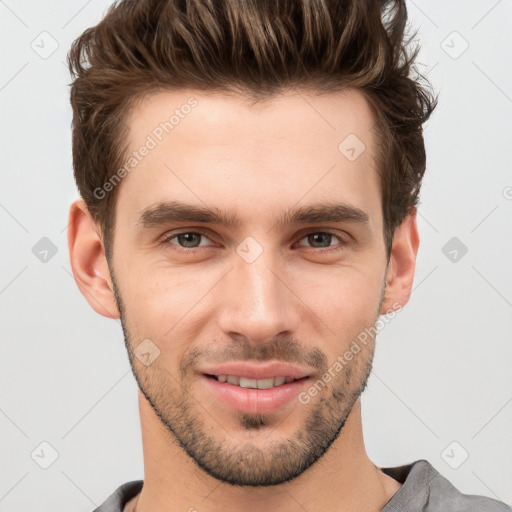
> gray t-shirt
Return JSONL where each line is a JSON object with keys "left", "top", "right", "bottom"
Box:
{"left": 92, "top": 459, "right": 511, "bottom": 512}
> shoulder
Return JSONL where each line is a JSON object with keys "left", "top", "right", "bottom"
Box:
{"left": 382, "top": 460, "right": 511, "bottom": 512}
{"left": 427, "top": 466, "right": 511, "bottom": 512}
{"left": 92, "top": 480, "right": 144, "bottom": 512}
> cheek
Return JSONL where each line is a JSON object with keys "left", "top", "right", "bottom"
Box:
{"left": 290, "top": 264, "right": 383, "bottom": 334}
{"left": 117, "top": 247, "right": 384, "bottom": 345}
{"left": 120, "top": 264, "right": 211, "bottom": 340}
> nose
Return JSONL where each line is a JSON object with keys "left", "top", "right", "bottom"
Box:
{"left": 217, "top": 248, "right": 301, "bottom": 345}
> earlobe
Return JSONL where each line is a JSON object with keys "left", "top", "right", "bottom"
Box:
{"left": 67, "top": 198, "right": 120, "bottom": 319}
{"left": 380, "top": 208, "right": 420, "bottom": 315}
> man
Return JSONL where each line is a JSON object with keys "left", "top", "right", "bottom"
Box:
{"left": 66, "top": 0, "right": 510, "bottom": 511}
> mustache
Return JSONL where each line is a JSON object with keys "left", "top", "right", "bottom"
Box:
{"left": 180, "top": 337, "right": 328, "bottom": 376}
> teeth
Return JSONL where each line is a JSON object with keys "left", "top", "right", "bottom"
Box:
{"left": 239, "top": 377, "right": 258, "bottom": 388}
{"left": 214, "top": 375, "right": 298, "bottom": 389}
{"left": 227, "top": 375, "right": 239, "bottom": 385}
{"left": 274, "top": 376, "right": 286, "bottom": 386}
{"left": 256, "top": 378, "right": 276, "bottom": 389}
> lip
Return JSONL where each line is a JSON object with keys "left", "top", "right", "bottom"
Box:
{"left": 198, "top": 361, "right": 312, "bottom": 380}
{"left": 202, "top": 373, "right": 311, "bottom": 414}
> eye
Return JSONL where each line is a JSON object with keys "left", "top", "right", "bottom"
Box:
{"left": 160, "top": 230, "right": 213, "bottom": 252}
{"left": 159, "top": 229, "right": 350, "bottom": 254}
{"left": 295, "top": 231, "right": 349, "bottom": 252}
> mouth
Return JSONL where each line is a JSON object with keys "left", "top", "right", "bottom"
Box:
{"left": 204, "top": 373, "right": 308, "bottom": 389}
{"left": 201, "top": 372, "right": 311, "bottom": 415}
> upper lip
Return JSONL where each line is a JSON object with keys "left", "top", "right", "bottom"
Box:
{"left": 199, "top": 361, "right": 311, "bottom": 380}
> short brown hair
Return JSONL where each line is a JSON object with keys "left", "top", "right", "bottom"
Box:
{"left": 68, "top": 0, "right": 438, "bottom": 262}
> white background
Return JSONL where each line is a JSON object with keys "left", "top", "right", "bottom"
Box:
{"left": 0, "top": 1, "right": 511, "bottom": 510}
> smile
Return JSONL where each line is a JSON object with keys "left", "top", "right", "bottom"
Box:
{"left": 206, "top": 374, "right": 305, "bottom": 389}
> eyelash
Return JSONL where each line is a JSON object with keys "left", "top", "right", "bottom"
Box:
{"left": 159, "top": 229, "right": 350, "bottom": 254}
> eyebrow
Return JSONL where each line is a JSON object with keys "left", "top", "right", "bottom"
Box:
{"left": 136, "top": 200, "right": 370, "bottom": 230}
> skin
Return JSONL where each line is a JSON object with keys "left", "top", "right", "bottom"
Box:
{"left": 68, "top": 87, "right": 419, "bottom": 512}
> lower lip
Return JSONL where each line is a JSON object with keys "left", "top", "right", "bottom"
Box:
{"left": 202, "top": 374, "right": 310, "bottom": 415}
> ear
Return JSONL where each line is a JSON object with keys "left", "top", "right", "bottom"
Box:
{"left": 67, "top": 198, "right": 120, "bottom": 319}
{"left": 380, "top": 207, "right": 420, "bottom": 315}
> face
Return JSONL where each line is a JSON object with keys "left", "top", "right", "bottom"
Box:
{"left": 92, "top": 88, "right": 402, "bottom": 486}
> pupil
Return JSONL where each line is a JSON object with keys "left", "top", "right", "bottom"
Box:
{"left": 177, "top": 233, "right": 331, "bottom": 249}
{"left": 310, "top": 233, "right": 331, "bottom": 247}
{"left": 179, "top": 233, "right": 200, "bottom": 248}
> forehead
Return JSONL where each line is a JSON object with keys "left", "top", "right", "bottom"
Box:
{"left": 116, "top": 87, "right": 382, "bottom": 231}
{"left": 129, "top": 87, "right": 376, "bottom": 151}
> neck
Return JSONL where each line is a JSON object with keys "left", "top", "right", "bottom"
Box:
{"left": 133, "top": 392, "right": 401, "bottom": 512}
